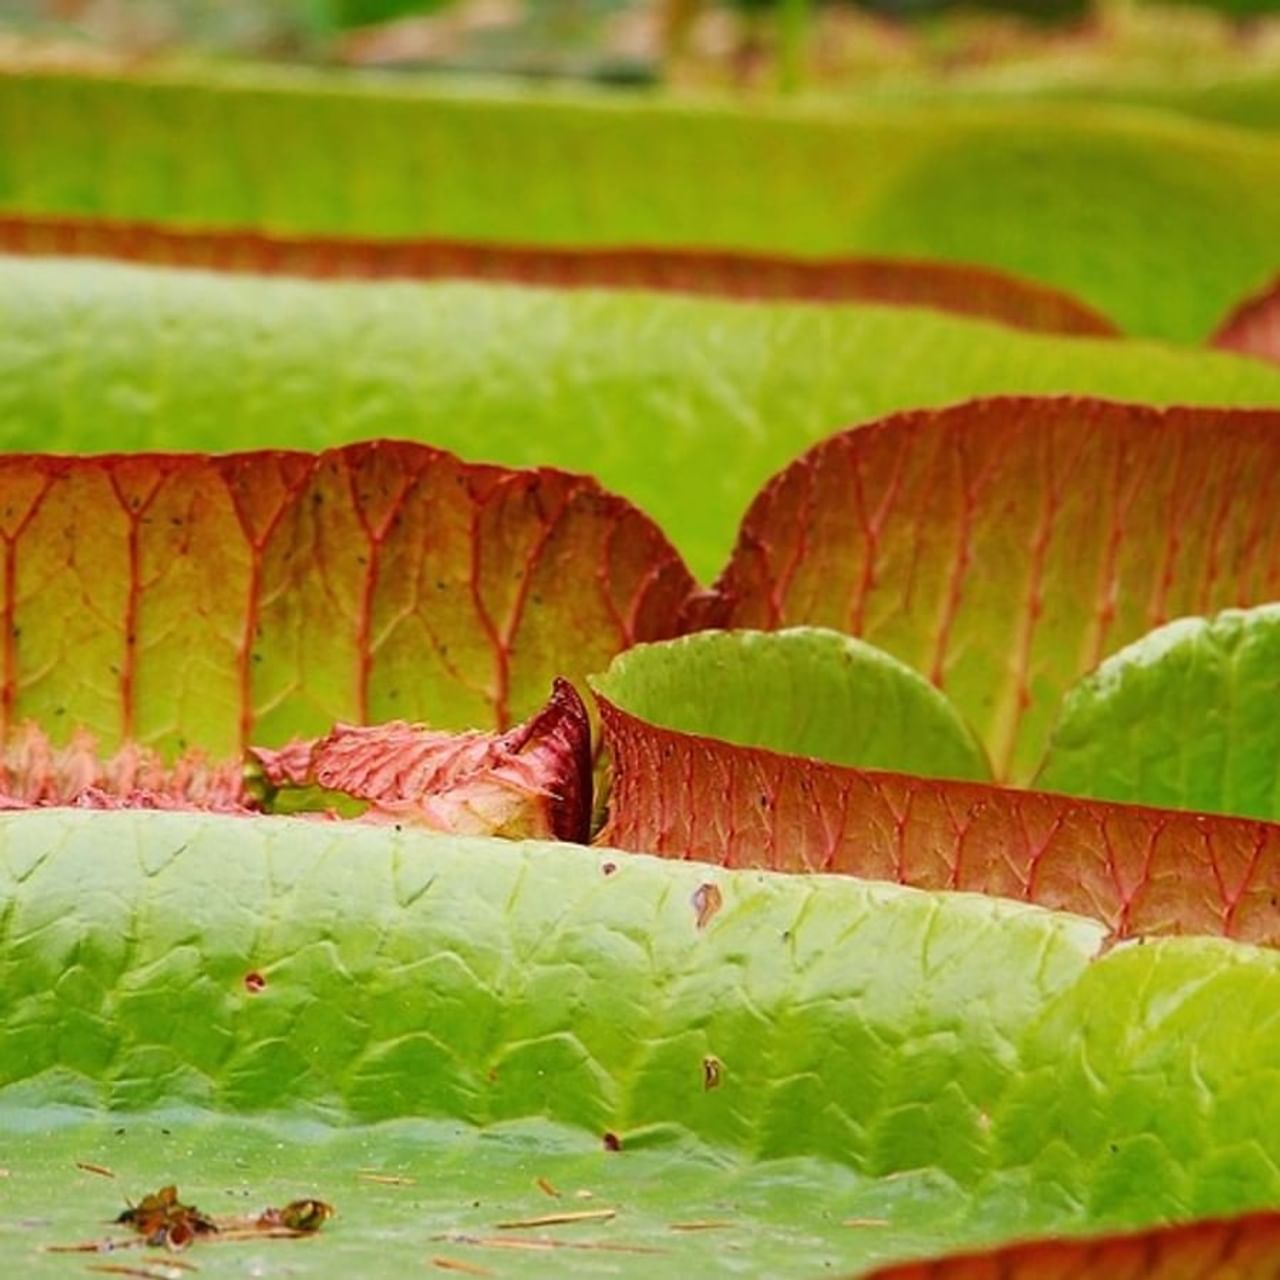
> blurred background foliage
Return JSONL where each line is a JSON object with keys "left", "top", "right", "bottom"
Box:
{"left": 1, "top": 0, "right": 1278, "bottom": 97}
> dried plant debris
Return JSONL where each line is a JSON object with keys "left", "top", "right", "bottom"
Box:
{"left": 114, "top": 1185, "right": 218, "bottom": 1251}
{"left": 46, "top": 1185, "right": 333, "bottom": 1256}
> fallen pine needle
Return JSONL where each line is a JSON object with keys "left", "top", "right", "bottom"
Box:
{"left": 535, "top": 1176, "right": 560, "bottom": 1198}
{"left": 495, "top": 1209, "right": 616, "bottom": 1230}
{"left": 842, "top": 1218, "right": 891, "bottom": 1228}
{"left": 76, "top": 1162, "right": 117, "bottom": 1179}
{"left": 668, "top": 1220, "right": 734, "bottom": 1232}
{"left": 435, "top": 1232, "right": 665, "bottom": 1256}
{"left": 357, "top": 1172, "right": 416, "bottom": 1186}
{"left": 86, "top": 1266, "right": 189, "bottom": 1280}
{"left": 431, "top": 1258, "right": 495, "bottom": 1276}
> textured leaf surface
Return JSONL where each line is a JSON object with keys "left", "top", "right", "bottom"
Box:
{"left": 592, "top": 629, "right": 990, "bottom": 782}
{"left": 5, "top": 811, "right": 1280, "bottom": 1250}
{"left": 2, "top": 69, "right": 1280, "bottom": 339}
{"left": 1038, "top": 607, "right": 1280, "bottom": 822}
{"left": 1213, "top": 275, "right": 1280, "bottom": 366}
{"left": 863, "top": 1212, "right": 1280, "bottom": 1279}
{"left": 0, "top": 445, "right": 692, "bottom": 758}
{"left": 7, "top": 261, "right": 1280, "bottom": 580}
{"left": 0, "top": 214, "right": 1120, "bottom": 336}
{"left": 597, "top": 696, "right": 1280, "bottom": 947}
{"left": 703, "top": 398, "right": 1280, "bottom": 782}
{"left": 0, "top": 1111, "right": 973, "bottom": 1279}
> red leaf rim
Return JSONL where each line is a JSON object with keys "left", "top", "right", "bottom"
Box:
{"left": 1212, "top": 274, "right": 1280, "bottom": 367}
{"left": 0, "top": 443, "right": 696, "bottom": 759}
{"left": 597, "top": 695, "right": 1280, "bottom": 948}
{"left": 0, "top": 214, "right": 1120, "bottom": 338}
{"left": 859, "top": 1211, "right": 1280, "bottom": 1278}
{"left": 693, "top": 396, "right": 1280, "bottom": 784}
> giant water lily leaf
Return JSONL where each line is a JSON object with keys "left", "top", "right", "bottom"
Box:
{"left": 7, "top": 261, "right": 1280, "bottom": 581}
{"left": 1037, "top": 606, "right": 1280, "bottom": 822}
{"left": 2, "top": 68, "right": 1280, "bottom": 339}
{"left": 597, "top": 694, "right": 1280, "bottom": 946}
{"left": 0, "top": 214, "right": 1121, "bottom": 337}
{"left": 703, "top": 398, "right": 1280, "bottom": 783}
{"left": 862, "top": 1212, "right": 1280, "bottom": 1279}
{"left": 0, "top": 445, "right": 692, "bottom": 757}
{"left": 4, "top": 810, "right": 1280, "bottom": 1275}
{"left": 591, "top": 628, "right": 991, "bottom": 782}
{"left": 1214, "top": 274, "right": 1280, "bottom": 365}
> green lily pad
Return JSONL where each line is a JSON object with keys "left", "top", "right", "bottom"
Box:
{"left": 592, "top": 627, "right": 990, "bottom": 781}
{"left": 3, "top": 68, "right": 1280, "bottom": 338}
{"left": 1038, "top": 605, "right": 1280, "bottom": 820}
{"left": 5, "top": 259, "right": 1280, "bottom": 581}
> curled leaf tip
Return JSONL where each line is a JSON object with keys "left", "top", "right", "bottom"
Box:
{"left": 251, "top": 677, "right": 593, "bottom": 842}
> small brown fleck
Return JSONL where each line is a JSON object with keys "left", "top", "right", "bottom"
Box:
{"left": 702, "top": 1056, "right": 723, "bottom": 1091}
{"left": 243, "top": 971, "right": 266, "bottom": 994}
{"left": 602, "top": 1132, "right": 621, "bottom": 1153}
{"left": 535, "top": 1176, "right": 560, "bottom": 1198}
{"left": 601, "top": 862, "right": 617, "bottom": 876}
{"left": 691, "top": 883, "right": 723, "bottom": 930}
{"left": 75, "top": 1161, "right": 116, "bottom": 1178}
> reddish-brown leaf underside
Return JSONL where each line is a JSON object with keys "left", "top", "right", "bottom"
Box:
{"left": 859, "top": 1211, "right": 1280, "bottom": 1279}
{"left": 1212, "top": 275, "right": 1280, "bottom": 367}
{"left": 0, "top": 214, "right": 1119, "bottom": 337}
{"left": 694, "top": 397, "right": 1280, "bottom": 784}
{"left": 0, "top": 443, "right": 695, "bottom": 759}
{"left": 597, "top": 696, "right": 1280, "bottom": 947}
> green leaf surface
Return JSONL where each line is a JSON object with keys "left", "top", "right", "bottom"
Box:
{"left": 706, "top": 398, "right": 1280, "bottom": 782}
{"left": 0, "top": 1110, "right": 968, "bottom": 1279}
{"left": 4, "top": 811, "right": 1280, "bottom": 1273}
{"left": 1038, "top": 606, "right": 1280, "bottom": 821}
{"left": 1, "top": 68, "right": 1280, "bottom": 339}
{"left": 6, "top": 259, "right": 1280, "bottom": 581}
{"left": 592, "top": 628, "right": 990, "bottom": 781}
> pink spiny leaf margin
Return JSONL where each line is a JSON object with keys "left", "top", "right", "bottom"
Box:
{"left": 254, "top": 676, "right": 593, "bottom": 841}
{"left": 597, "top": 696, "right": 1280, "bottom": 947}
{"left": 859, "top": 1211, "right": 1280, "bottom": 1278}
{"left": 0, "top": 443, "right": 695, "bottom": 759}
{"left": 0, "top": 214, "right": 1120, "bottom": 337}
{"left": 693, "top": 397, "right": 1280, "bottom": 784}
{"left": 1212, "top": 274, "right": 1280, "bottom": 367}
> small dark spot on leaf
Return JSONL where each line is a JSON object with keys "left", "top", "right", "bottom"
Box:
{"left": 602, "top": 861, "right": 617, "bottom": 877}
{"left": 703, "top": 1056, "right": 723, "bottom": 1091}
{"left": 602, "top": 1132, "right": 621, "bottom": 1153}
{"left": 692, "top": 883, "right": 723, "bottom": 930}
{"left": 243, "top": 971, "right": 266, "bottom": 994}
